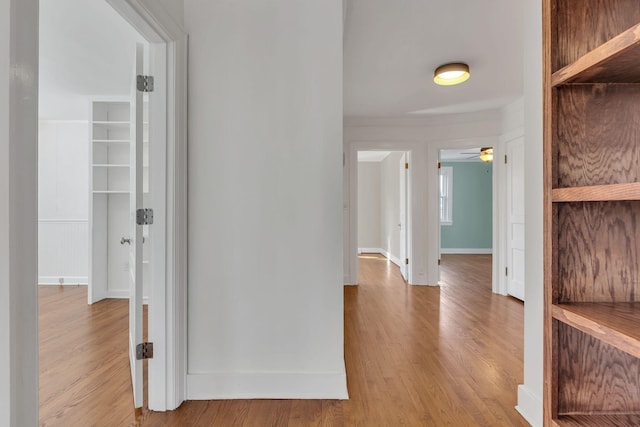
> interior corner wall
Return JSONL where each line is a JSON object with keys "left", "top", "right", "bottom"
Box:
{"left": 440, "top": 162, "right": 493, "bottom": 252}
{"left": 517, "top": 0, "right": 543, "bottom": 425}
{"left": 1, "top": 0, "right": 39, "bottom": 424}
{"left": 380, "top": 152, "right": 403, "bottom": 263}
{"left": 357, "top": 162, "right": 381, "bottom": 251}
{"left": 185, "top": 0, "right": 347, "bottom": 399}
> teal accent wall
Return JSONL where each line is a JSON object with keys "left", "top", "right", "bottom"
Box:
{"left": 441, "top": 162, "right": 492, "bottom": 249}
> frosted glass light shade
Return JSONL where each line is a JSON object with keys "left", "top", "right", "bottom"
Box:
{"left": 434, "top": 63, "right": 470, "bottom": 86}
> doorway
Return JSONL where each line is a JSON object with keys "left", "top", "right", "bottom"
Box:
{"left": 38, "top": 0, "right": 151, "bottom": 419}
{"left": 34, "top": 0, "right": 187, "bottom": 417}
{"left": 356, "top": 150, "right": 410, "bottom": 282}
{"left": 437, "top": 147, "right": 494, "bottom": 289}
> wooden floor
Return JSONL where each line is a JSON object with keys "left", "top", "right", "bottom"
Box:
{"left": 39, "top": 254, "right": 528, "bottom": 426}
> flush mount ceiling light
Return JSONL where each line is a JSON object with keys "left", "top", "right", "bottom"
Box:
{"left": 479, "top": 147, "right": 494, "bottom": 163}
{"left": 433, "top": 62, "right": 470, "bottom": 86}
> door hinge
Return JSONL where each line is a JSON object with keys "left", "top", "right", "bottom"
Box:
{"left": 137, "top": 75, "right": 154, "bottom": 92}
{"left": 136, "top": 208, "right": 154, "bottom": 225}
{"left": 438, "top": 259, "right": 441, "bottom": 266}
{"left": 136, "top": 342, "right": 154, "bottom": 360}
{"left": 437, "top": 162, "right": 441, "bottom": 169}
{"left": 504, "top": 154, "right": 508, "bottom": 164}
{"left": 405, "top": 162, "right": 409, "bottom": 169}
{"left": 405, "top": 258, "right": 409, "bottom": 265}
{"left": 505, "top": 267, "right": 509, "bottom": 276}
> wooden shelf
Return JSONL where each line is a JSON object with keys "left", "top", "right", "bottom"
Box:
{"left": 554, "top": 414, "right": 640, "bottom": 427}
{"left": 552, "top": 182, "right": 640, "bottom": 202}
{"left": 552, "top": 303, "right": 640, "bottom": 360}
{"left": 552, "top": 22, "right": 640, "bottom": 86}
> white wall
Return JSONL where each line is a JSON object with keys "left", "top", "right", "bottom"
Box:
{"left": 0, "top": 0, "right": 39, "bottom": 424}
{"left": 516, "top": 0, "right": 544, "bottom": 425}
{"left": 185, "top": 0, "right": 346, "bottom": 399}
{"left": 380, "top": 152, "right": 403, "bottom": 262}
{"left": 357, "top": 162, "right": 381, "bottom": 250}
{"left": 38, "top": 120, "right": 89, "bottom": 284}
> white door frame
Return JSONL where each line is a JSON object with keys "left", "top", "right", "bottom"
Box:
{"left": 345, "top": 140, "right": 430, "bottom": 286}
{"left": 399, "top": 151, "right": 409, "bottom": 281}
{"left": 106, "top": 0, "right": 188, "bottom": 411}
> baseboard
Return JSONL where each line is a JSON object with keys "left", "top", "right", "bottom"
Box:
{"left": 104, "top": 290, "right": 150, "bottom": 305}
{"left": 516, "top": 384, "right": 542, "bottom": 427}
{"left": 39, "top": 276, "right": 88, "bottom": 285}
{"left": 439, "top": 248, "right": 493, "bottom": 254}
{"left": 358, "top": 248, "right": 402, "bottom": 267}
{"left": 382, "top": 250, "right": 402, "bottom": 268}
{"left": 187, "top": 371, "right": 349, "bottom": 400}
{"left": 358, "top": 247, "right": 382, "bottom": 254}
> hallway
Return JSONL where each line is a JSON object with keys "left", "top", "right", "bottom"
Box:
{"left": 39, "top": 254, "right": 527, "bottom": 426}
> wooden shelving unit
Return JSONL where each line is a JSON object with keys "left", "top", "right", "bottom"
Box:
{"left": 544, "top": 1, "right": 640, "bottom": 425}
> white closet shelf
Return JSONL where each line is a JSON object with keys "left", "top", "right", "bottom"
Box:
{"left": 93, "top": 139, "right": 130, "bottom": 144}
{"left": 92, "top": 190, "right": 130, "bottom": 194}
{"left": 92, "top": 164, "right": 130, "bottom": 168}
{"left": 93, "top": 121, "right": 130, "bottom": 128}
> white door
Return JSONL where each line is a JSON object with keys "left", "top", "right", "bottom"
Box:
{"left": 506, "top": 136, "right": 525, "bottom": 300}
{"left": 399, "top": 153, "right": 408, "bottom": 281}
{"left": 128, "top": 43, "right": 145, "bottom": 409}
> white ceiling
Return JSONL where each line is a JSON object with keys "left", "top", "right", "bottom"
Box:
{"left": 343, "top": 0, "right": 524, "bottom": 117}
{"left": 358, "top": 151, "right": 392, "bottom": 162}
{"left": 40, "top": 1, "right": 523, "bottom": 120}
{"left": 39, "top": 0, "right": 146, "bottom": 119}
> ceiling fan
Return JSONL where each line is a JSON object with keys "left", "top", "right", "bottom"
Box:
{"left": 460, "top": 147, "right": 494, "bottom": 162}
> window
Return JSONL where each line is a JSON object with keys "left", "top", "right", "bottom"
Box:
{"left": 440, "top": 166, "right": 453, "bottom": 225}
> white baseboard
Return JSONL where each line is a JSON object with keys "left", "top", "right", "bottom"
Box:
{"left": 187, "top": 371, "right": 349, "bottom": 400}
{"left": 103, "top": 290, "right": 150, "bottom": 305}
{"left": 358, "top": 247, "right": 382, "bottom": 254}
{"left": 516, "top": 384, "right": 542, "bottom": 427}
{"left": 39, "top": 276, "right": 88, "bottom": 285}
{"left": 440, "top": 248, "right": 493, "bottom": 254}
{"left": 358, "top": 248, "right": 402, "bottom": 268}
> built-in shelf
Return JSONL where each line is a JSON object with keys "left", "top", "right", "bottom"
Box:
{"left": 552, "top": 22, "right": 640, "bottom": 86}
{"left": 546, "top": 2, "right": 640, "bottom": 425}
{"left": 553, "top": 414, "right": 640, "bottom": 427}
{"left": 553, "top": 302, "right": 640, "bottom": 360}
{"left": 92, "top": 190, "right": 130, "bottom": 194}
{"left": 93, "top": 139, "right": 129, "bottom": 144}
{"left": 552, "top": 182, "right": 640, "bottom": 202}
{"left": 92, "top": 164, "right": 130, "bottom": 168}
{"left": 92, "top": 121, "right": 130, "bottom": 128}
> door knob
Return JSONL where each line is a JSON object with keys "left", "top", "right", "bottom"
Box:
{"left": 120, "top": 237, "right": 132, "bottom": 245}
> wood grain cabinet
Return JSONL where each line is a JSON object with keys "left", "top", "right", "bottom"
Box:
{"left": 544, "top": 1, "right": 640, "bottom": 426}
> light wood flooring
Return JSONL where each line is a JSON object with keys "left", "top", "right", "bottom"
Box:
{"left": 39, "top": 254, "right": 528, "bottom": 426}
